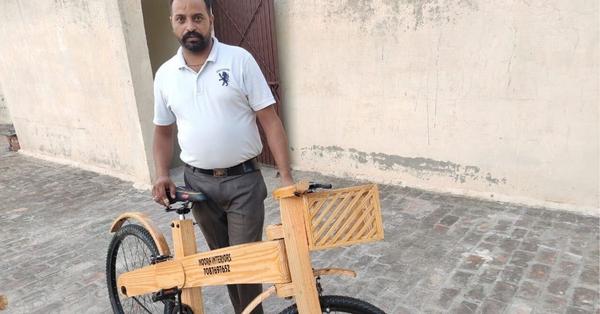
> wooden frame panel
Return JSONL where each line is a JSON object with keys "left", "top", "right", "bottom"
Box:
{"left": 118, "top": 240, "right": 290, "bottom": 297}
{"left": 303, "top": 184, "right": 384, "bottom": 250}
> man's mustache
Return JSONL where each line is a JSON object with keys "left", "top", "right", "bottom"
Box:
{"left": 183, "top": 31, "right": 203, "bottom": 41}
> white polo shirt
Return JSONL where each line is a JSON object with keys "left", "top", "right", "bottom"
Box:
{"left": 153, "top": 38, "right": 275, "bottom": 169}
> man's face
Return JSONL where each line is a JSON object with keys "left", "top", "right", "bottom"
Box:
{"left": 170, "top": 0, "right": 213, "bottom": 53}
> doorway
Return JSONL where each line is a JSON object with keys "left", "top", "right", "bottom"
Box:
{"left": 213, "top": 0, "right": 283, "bottom": 166}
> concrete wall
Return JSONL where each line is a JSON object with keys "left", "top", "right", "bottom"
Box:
{"left": 274, "top": 0, "right": 599, "bottom": 212}
{"left": 141, "top": 0, "right": 180, "bottom": 76}
{"left": 0, "top": 0, "right": 152, "bottom": 183}
{"left": 0, "top": 82, "right": 11, "bottom": 125}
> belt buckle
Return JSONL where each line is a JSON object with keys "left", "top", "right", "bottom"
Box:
{"left": 213, "top": 168, "right": 227, "bottom": 177}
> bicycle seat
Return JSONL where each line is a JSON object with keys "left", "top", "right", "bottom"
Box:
{"left": 167, "top": 186, "right": 208, "bottom": 204}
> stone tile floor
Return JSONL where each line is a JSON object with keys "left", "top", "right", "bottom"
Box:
{"left": 0, "top": 152, "right": 598, "bottom": 313}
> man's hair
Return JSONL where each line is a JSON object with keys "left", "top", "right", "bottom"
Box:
{"left": 170, "top": 0, "right": 213, "bottom": 14}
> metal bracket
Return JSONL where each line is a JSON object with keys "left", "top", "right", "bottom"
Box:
{"left": 150, "top": 255, "right": 172, "bottom": 265}
{"left": 151, "top": 287, "right": 180, "bottom": 303}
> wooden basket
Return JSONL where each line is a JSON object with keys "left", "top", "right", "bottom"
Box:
{"left": 303, "top": 184, "right": 384, "bottom": 251}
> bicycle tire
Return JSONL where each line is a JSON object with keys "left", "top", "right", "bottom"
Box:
{"left": 106, "top": 224, "right": 174, "bottom": 314}
{"left": 279, "top": 295, "right": 386, "bottom": 314}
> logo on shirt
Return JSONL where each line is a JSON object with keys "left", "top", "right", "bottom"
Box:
{"left": 217, "top": 70, "right": 230, "bottom": 86}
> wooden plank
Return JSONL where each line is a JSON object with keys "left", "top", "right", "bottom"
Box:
{"left": 313, "top": 191, "right": 355, "bottom": 244}
{"left": 241, "top": 286, "right": 276, "bottom": 314}
{"left": 117, "top": 240, "right": 290, "bottom": 297}
{"left": 310, "top": 237, "right": 384, "bottom": 251}
{"left": 275, "top": 283, "right": 294, "bottom": 298}
{"left": 109, "top": 212, "right": 171, "bottom": 256}
{"left": 272, "top": 181, "right": 309, "bottom": 199}
{"left": 172, "top": 220, "right": 204, "bottom": 313}
{"left": 182, "top": 240, "right": 290, "bottom": 287}
{"left": 307, "top": 197, "right": 327, "bottom": 218}
{"left": 313, "top": 268, "right": 356, "bottom": 278}
{"left": 279, "top": 197, "right": 321, "bottom": 313}
{"left": 118, "top": 260, "right": 185, "bottom": 297}
{"left": 372, "top": 186, "right": 385, "bottom": 240}
{"left": 320, "top": 190, "right": 368, "bottom": 246}
{"left": 310, "top": 192, "right": 344, "bottom": 238}
{"left": 265, "top": 224, "right": 284, "bottom": 240}
{"left": 303, "top": 197, "right": 327, "bottom": 248}
{"left": 328, "top": 190, "right": 374, "bottom": 245}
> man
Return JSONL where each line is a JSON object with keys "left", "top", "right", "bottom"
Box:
{"left": 151, "top": 0, "right": 293, "bottom": 313}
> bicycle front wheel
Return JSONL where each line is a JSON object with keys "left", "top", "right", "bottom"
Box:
{"left": 279, "top": 295, "right": 386, "bottom": 314}
{"left": 106, "top": 224, "right": 174, "bottom": 314}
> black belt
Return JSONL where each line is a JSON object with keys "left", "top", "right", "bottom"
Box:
{"left": 186, "top": 158, "right": 260, "bottom": 177}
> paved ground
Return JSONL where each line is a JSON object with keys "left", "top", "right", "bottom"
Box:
{"left": 1, "top": 152, "right": 598, "bottom": 314}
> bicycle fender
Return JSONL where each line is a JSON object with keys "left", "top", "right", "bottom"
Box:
{"left": 110, "top": 212, "right": 171, "bottom": 256}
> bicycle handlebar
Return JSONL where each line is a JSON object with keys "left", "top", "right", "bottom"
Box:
{"left": 166, "top": 186, "right": 208, "bottom": 204}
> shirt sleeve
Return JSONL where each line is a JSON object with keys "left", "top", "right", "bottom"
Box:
{"left": 242, "top": 53, "right": 276, "bottom": 111}
{"left": 153, "top": 73, "right": 176, "bottom": 126}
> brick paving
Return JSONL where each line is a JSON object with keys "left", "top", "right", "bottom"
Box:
{"left": 0, "top": 152, "right": 598, "bottom": 314}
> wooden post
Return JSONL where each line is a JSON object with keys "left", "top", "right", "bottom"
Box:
{"left": 279, "top": 197, "right": 321, "bottom": 313}
{"left": 172, "top": 219, "right": 204, "bottom": 313}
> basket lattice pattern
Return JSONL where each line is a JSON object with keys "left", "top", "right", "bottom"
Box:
{"left": 303, "top": 184, "right": 384, "bottom": 250}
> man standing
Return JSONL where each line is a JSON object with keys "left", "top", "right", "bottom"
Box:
{"left": 151, "top": 0, "right": 293, "bottom": 313}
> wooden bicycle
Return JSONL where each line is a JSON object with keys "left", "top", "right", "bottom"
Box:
{"left": 106, "top": 181, "right": 386, "bottom": 314}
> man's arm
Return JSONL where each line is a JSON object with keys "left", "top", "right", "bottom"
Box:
{"left": 152, "top": 124, "right": 176, "bottom": 205}
{"left": 256, "top": 106, "right": 294, "bottom": 186}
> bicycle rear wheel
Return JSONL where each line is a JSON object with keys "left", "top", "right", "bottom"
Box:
{"left": 279, "top": 295, "right": 386, "bottom": 314}
{"left": 106, "top": 224, "right": 174, "bottom": 314}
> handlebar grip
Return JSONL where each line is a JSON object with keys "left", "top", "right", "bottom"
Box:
{"left": 166, "top": 186, "right": 208, "bottom": 204}
{"left": 309, "top": 183, "right": 333, "bottom": 190}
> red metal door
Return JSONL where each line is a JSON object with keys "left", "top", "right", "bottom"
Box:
{"left": 213, "top": 0, "right": 282, "bottom": 166}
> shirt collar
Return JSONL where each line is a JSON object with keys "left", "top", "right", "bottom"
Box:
{"left": 176, "top": 36, "right": 219, "bottom": 70}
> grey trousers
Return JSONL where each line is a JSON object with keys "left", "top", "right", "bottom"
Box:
{"left": 184, "top": 166, "right": 267, "bottom": 314}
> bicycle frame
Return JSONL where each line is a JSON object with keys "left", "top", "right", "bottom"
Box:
{"left": 110, "top": 181, "right": 383, "bottom": 314}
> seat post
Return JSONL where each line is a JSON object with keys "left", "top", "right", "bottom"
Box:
{"left": 171, "top": 218, "right": 204, "bottom": 313}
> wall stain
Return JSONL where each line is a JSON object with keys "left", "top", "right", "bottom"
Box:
{"left": 326, "top": 0, "right": 375, "bottom": 24}
{"left": 300, "top": 145, "right": 506, "bottom": 185}
{"left": 53, "top": 0, "right": 94, "bottom": 29}
{"left": 325, "top": 0, "right": 477, "bottom": 32}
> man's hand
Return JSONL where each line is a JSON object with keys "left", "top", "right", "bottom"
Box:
{"left": 152, "top": 176, "right": 176, "bottom": 207}
{"left": 153, "top": 124, "right": 176, "bottom": 207}
{"left": 256, "top": 106, "right": 295, "bottom": 188}
{"left": 279, "top": 172, "right": 294, "bottom": 187}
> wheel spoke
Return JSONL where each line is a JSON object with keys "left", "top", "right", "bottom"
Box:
{"left": 131, "top": 296, "right": 153, "bottom": 314}
{"left": 109, "top": 226, "right": 168, "bottom": 314}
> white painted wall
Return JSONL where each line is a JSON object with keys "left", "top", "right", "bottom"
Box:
{"left": 0, "top": 0, "right": 152, "bottom": 183}
{"left": 0, "top": 0, "right": 596, "bottom": 212}
{"left": 274, "top": 0, "right": 599, "bottom": 212}
{"left": 0, "top": 82, "right": 10, "bottom": 125}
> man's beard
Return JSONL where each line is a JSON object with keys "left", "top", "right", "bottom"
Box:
{"left": 181, "top": 31, "right": 210, "bottom": 53}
